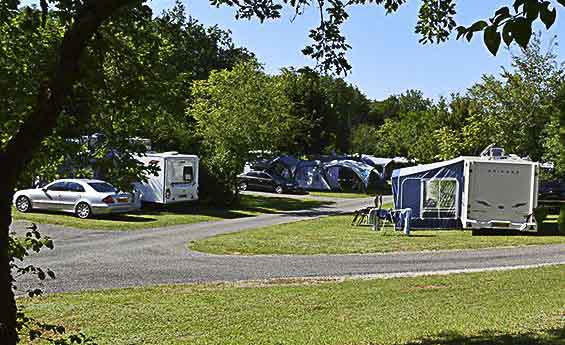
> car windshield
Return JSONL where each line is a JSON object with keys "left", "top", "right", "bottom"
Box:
{"left": 88, "top": 182, "right": 117, "bottom": 193}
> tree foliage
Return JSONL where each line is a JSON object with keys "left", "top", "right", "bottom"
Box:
{"left": 0, "top": 2, "right": 254, "bottom": 190}
{"left": 351, "top": 35, "right": 565, "bottom": 177}
{"left": 212, "top": 0, "right": 564, "bottom": 73}
{"left": 189, "top": 62, "right": 302, "bottom": 204}
{"left": 279, "top": 67, "right": 371, "bottom": 154}
{"left": 0, "top": 0, "right": 563, "bottom": 343}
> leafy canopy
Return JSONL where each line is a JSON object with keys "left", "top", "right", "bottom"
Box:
{"left": 189, "top": 62, "right": 303, "bottom": 202}
{"left": 210, "top": 0, "right": 564, "bottom": 74}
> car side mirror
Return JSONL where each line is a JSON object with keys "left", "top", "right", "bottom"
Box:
{"left": 42, "top": 187, "right": 47, "bottom": 192}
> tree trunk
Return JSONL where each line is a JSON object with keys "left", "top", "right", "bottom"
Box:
{"left": 0, "top": 1, "right": 137, "bottom": 343}
{"left": 0, "top": 180, "right": 17, "bottom": 345}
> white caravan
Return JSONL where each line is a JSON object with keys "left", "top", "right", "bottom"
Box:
{"left": 392, "top": 149, "right": 539, "bottom": 231}
{"left": 133, "top": 152, "right": 199, "bottom": 204}
{"left": 461, "top": 158, "right": 539, "bottom": 231}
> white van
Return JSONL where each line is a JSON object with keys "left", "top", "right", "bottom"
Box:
{"left": 133, "top": 152, "right": 199, "bottom": 204}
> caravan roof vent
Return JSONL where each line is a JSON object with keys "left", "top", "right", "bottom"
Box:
{"left": 162, "top": 151, "right": 178, "bottom": 155}
{"left": 480, "top": 144, "right": 507, "bottom": 159}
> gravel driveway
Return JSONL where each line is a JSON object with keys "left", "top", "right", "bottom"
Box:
{"left": 11, "top": 195, "right": 565, "bottom": 294}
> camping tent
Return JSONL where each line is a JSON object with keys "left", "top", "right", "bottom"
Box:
{"left": 250, "top": 155, "right": 378, "bottom": 191}
{"left": 324, "top": 159, "right": 375, "bottom": 192}
{"left": 267, "top": 155, "right": 301, "bottom": 180}
{"left": 293, "top": 160, "right": 332, "bottom": 190}
{"left": 392, "top": 155, "right": 539, "bottom": 230}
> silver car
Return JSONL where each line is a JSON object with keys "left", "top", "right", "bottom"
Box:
{"left": 13, "top": 179, "right": 140, "bottom": 219}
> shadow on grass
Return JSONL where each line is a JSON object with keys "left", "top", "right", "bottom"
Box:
{"left": 141, "top": 195, "right": 334, "bottom": 217}
{"left": 18, "top": 194, "right": 335, "bottom": 225}
{"left": 140, "top": 203, "right": 253, "bottom": 220}
{"left": 403, "top": 327, "right": 564, "bottom": 345}
{"left": 472, "top": 225, "right": 564, "bottom": 237}
{"left": 23, "top": 209, "right": 158, "bottom": 223}
{"left": 239, "top": 195, "right": 334, "bottom": 214}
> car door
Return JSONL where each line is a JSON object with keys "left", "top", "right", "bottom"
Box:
{"left": 35, "top": 182, "right": 67, "bottom": 211}
{"left": 258, "top": 173, "right": 275, "bottom": 191}
{"left": 58, "top": 182, "right": 84, "bottom": 212}
{"left": 246, "top": 172, "right": 262, "bottom": 190}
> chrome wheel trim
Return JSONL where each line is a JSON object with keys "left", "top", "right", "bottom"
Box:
{"left": 275, "top": 186, "right": 284, "bottom": 194}
{"left": 16, "top": 196, "right": 30, "bottom": 212}
{"left": 76, "top": 203, "right": 90, "bottom": 219}
{"left": 239, "top": 182, "right": 247, "bottom": 191}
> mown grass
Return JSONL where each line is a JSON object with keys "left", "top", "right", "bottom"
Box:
{"left": 190, "top": 214, "right": 565, "bottom": 255}
{"left": 12, "top": 195, "right": 333, "bottom": 230}
{"left": 308, "top": 191, "right": 376, "bottom": 199}
{"left": 21, "top": 266, "right": 565, "bottom": 345}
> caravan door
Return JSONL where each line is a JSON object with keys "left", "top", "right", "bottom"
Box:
{"left": 465, "top": 161, "right": 537, "bottom": 230}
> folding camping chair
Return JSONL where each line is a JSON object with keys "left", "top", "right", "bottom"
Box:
{"left": 351, "top": 195, "right": 384, "bottom": 226}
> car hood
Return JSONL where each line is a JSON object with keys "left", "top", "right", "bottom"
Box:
{"left": 14, "top": 188, "right": 40, "bottom": 195}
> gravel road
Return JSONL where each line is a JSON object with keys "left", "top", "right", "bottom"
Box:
{"left": 11, "top": 195, "right": 565, "bottom": 294}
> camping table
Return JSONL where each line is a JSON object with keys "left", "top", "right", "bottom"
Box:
{"left": 537, "top": 200, "right": 565, "bottom": 233}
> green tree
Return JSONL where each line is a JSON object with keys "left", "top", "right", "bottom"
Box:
{"left": 351, "top": 90, "right": 439, "bottom": 161}
{"left": 1, "top": 0, "right": 562, "bottom": 343}
{"left": 279, "top": 67, "right": 370, "bottom": 154}
{"left": 1, "top": 2, "right": 143, "bottom": 343}
{"left": 189, "top": 62, "right": 301, "bottom": 204}
{"left": 465, "top": 34, "right": 564, "bottom": 160}
{"left": 543, "top": 84, "right": 565, "bottom": 177}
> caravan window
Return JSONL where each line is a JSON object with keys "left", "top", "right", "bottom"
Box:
{"left": 183, "top": 166, "right": 194, "bottom": 183}
{"left": 421, "top": 179, "right": 458, "bottom": 219}
{"left": 168, "top": 160, "right": 194, "bottom": 184}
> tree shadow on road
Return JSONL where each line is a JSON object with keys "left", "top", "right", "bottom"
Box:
{"left": 95, "top": 214, "right": 156, "bottom": 222}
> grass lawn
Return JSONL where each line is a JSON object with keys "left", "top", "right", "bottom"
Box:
{"left": 308, "top": 191, "right": 376, "bottom": 199}
{"left": 190, "top": 214, "right": 565, "bottom": 255}
{"left": 12, "top": 195, "right": 333, "bottom": 230}
{"left": 21, "top": 266, "right": 565, "bottom": 345}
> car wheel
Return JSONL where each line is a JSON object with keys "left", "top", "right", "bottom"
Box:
{"left": 15, "top": 196, "right": 32, "bottom": 213}
{"left": 275, "top": 185, "right": 284, "bottom": 194}
{"left": 239, "top": 182, "right": 248, "bottom": 191}
{"left": 75, "top": 202, "right": 92, "bottom": 219}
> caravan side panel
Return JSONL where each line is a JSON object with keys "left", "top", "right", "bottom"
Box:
{"left": 133, "top": 156, "right": 165, "bottom": 203}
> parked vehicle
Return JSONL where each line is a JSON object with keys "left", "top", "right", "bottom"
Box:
{"left": 13, "top": 179, "right": 140, "bottom": 219}
{"left": 237, "top": 171, "right": 302, "bottom": 194}
{"left": 539, "top": 179, "right": 565, "bottom": 200}
{"left": 392, "top": 153, "right": 539, "bottom": 231}
{"left": 133, "top": 152, "right": 199, "bottom": 204}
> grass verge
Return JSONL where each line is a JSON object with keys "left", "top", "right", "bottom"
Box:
{"left": 190, "top": 214, "right": 565, "bottom": 255}
{"left": 21, "top": 265, "right": 565, "bottom": 345}
{"left": 12, "top": 195, "right": 333, "bottom": 230}
{"left": 308, "top": 191, "right": 376, "bottom": 199}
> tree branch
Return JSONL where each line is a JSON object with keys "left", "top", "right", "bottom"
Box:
{"left": 0, "top": 0, "right": 140, "bottom": 187}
